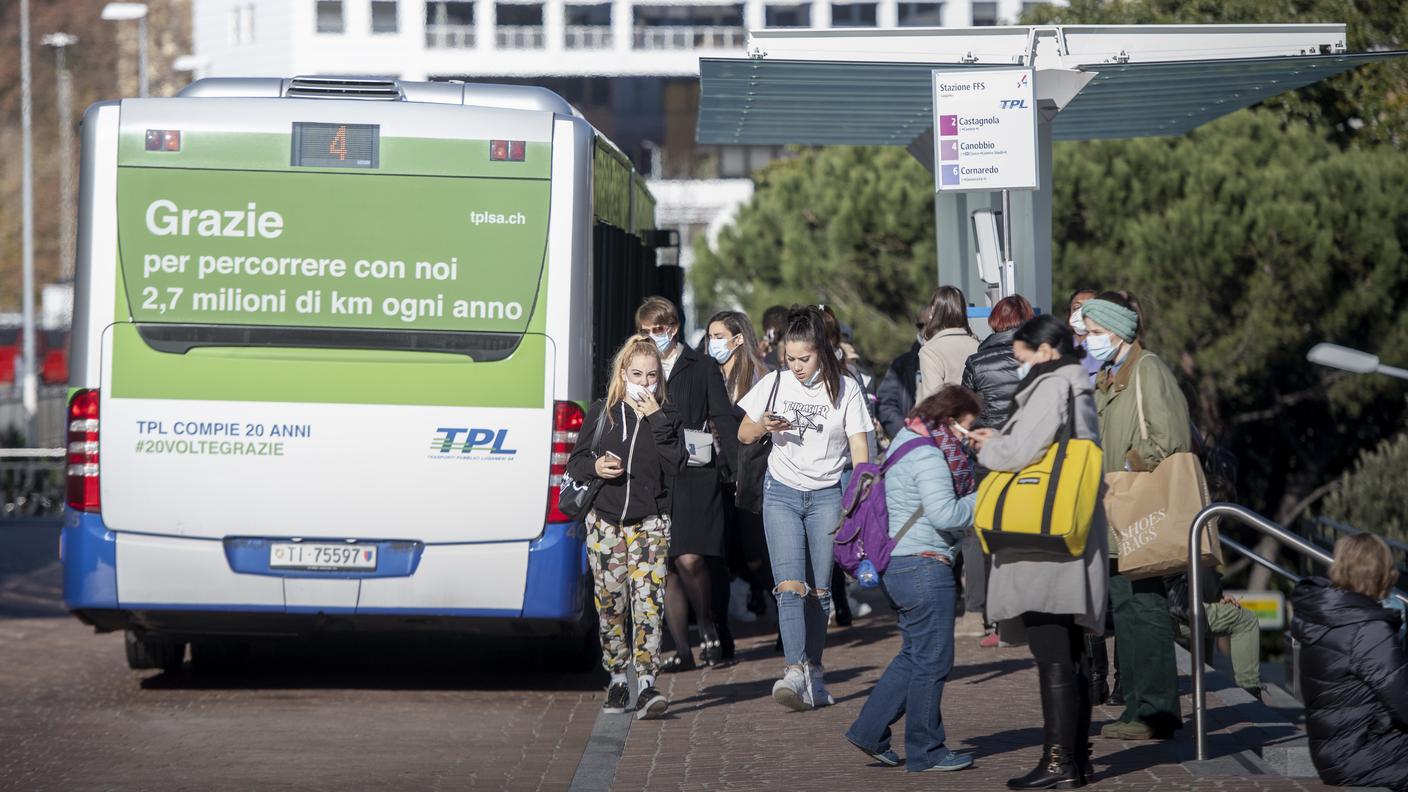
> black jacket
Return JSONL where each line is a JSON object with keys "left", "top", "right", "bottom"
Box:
{"left": 565, "top": 398, "right": 684, "bottom": 525}
{"left": 1290, "top": 577, "right": 1408, "bottom": 791}
{"left": 663, "top": 343, "right": 741, "bottom": 539}
{"left": 877, "top": 342, "right": 921, "bottom": 438}
{"left": 961, "top": 329, "right": 1021, "bottom": 430}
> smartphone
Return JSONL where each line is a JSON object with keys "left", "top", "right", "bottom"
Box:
{"left": 603, "top": 451, "right": 623, "bottom": 463}
{"left": 950, "top": 422, "right": 972, "bottom": 438}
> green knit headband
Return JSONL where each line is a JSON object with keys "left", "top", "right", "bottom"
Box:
{"left": 1081, "top": 299, "right": 1138, "bottom": 342}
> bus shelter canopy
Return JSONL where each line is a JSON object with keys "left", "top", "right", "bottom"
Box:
{"left": 696, "top": 25, "right": 1406, "bottom": 145}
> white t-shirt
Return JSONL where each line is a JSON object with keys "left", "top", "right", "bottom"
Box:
{"left": 739, "top": 370, "right": 871, "bottom": 491}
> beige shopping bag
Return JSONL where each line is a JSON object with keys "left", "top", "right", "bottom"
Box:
{"left": 1104, "top": 359, "right": 1221, "bottom": 580}
{"left": 1105, "top": 451, "right": 1221, "bottom": 579}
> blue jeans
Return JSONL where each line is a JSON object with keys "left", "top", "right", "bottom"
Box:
{"left": 762, "top": 473, "right": 842, "bottom": 667}
{"left": 845, "top": 555, "right": 958, "bottom": 772}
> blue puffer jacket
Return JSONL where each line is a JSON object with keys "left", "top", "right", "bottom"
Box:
{"left": 883, "top": 427, "right": 976, "bottom": 560}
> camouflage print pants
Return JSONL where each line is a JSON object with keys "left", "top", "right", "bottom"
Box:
{"left": 586, "top": 511, "right": 670, "bottom": 677}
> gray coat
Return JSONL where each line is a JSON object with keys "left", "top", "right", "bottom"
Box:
{"left": 977, "top": 362, "right": 1109, "bottom": 633}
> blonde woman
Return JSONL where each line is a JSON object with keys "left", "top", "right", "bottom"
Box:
{"left": 564, "top": 336, "right": 684, "bottom": 719}
{"left": 1291, "top": 534, "right": 1408, "bottom": 791}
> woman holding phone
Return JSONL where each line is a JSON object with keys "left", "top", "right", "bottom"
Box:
{"left": 738, "top": 306, "right": 872, "bottom": 711}
{"left": 564, "top": 335, "right": 684, "bottom": 720}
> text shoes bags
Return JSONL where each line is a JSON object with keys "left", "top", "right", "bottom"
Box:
{"left": 976, "top": 387, "right": 1103, "bottom": 558}
{"left": 1104, "top": 359, "right": 1222, "bottom": 579}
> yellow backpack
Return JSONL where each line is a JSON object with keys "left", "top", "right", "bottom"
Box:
{"left": 975, "top": 384, "right": 1103, "bottom": 557}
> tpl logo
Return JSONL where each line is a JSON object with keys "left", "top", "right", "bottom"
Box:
{"left": 431, "top": 427, "right": 518, "bottom": 456}
{"left": 1000, "top": 99, "right": 1029, "bottom": 109}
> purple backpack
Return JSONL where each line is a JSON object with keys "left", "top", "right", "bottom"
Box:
{"left": 833, "top": 436, "right": 935, "bottom": 581}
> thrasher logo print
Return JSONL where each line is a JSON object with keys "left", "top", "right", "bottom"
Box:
{"left": 781, "top": 401, "right": 829, "bottom": 438}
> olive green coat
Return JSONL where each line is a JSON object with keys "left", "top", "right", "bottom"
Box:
{"left": 1094, "top": 343, "right": 1193, "bottom": 555}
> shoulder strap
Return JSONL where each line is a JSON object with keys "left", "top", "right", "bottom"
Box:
{"left": 766, "top": 370, "right": 782, "bottom": 412}
{"left": 588, "top": 400, "right": 609, "bottom": 452}
{"left": 892, "top": 506, "right": 926, "bottom": 545}
{"left": 1133, "top": 356, "right": 1149, "bottom": 442}
{"left": 881, "top": 435, "right": 936, "bottom": 473}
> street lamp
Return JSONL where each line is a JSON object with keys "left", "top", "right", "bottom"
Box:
{"left": 101, "top": 2, "right": 149, "bottom": 98}
{"left": 42, "top": 33, "right": 78, "bottom": 284}
{"left": 1307, "top": 343, "right": 1408, "bottom": 381}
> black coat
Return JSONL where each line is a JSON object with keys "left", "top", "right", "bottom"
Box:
{"left": 664, "top": 343, "right": 741, "bottom": 556}
{"left": 564, "top": 398, "right": 684, "bottom": 525}
{"left": 1290, "top": 577, "right": 1408, "bottom": 791}
{"left": 877, "top": 341, "right": 921, "bottom": 438}
{"left": 962, "top": 329, "right": 1021, "bottom": 430}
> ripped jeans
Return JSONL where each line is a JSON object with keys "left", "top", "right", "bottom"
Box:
{"left": 762, "top": 473, "right": 842, "bottom": 668}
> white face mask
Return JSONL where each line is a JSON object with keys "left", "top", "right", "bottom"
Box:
{"left": 1069, "top": 310, "right": 1088, "bottom": 336}
{"left": 707, "top": 336, "right": 736, "bottom": 364}
{"left": 916, "top": 331, "right": 926, "bottom": 346}
{"left": 1086, "top": 333, "right": 1119, "bottom": 362}
{"left": 624, "top": 381, "right": 657, "bottom": 401}
{"left": 1016, "top": 362, "right": 1032, "bottom": 380}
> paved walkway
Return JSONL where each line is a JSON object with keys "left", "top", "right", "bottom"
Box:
{"left": 611, "top": 612, "right": 1342, "bottom": 792}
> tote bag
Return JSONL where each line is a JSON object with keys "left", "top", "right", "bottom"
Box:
{"left": 1104, "top": 358, "right": 1221, "bottom": 580}
{"left": 734, "top": 373, "right": 781, "bottom": 514}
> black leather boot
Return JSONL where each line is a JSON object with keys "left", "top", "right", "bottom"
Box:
{"left": 1008, "top": 663, "right": 1085, "bottom": 790}
{"left": 1075, "top": 661, "right": 1094, "bottom": 784}
{"left": 1084, "top": 633, "right": 1109, "bottom": 706}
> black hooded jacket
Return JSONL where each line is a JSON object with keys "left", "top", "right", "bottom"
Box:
{"left": 1290, "top": 576, "right": 1408, "bottom": 791}
{"left": 565, "top": 398, "right": 685, "bottom": 526}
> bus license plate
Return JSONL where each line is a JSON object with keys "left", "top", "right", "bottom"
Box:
{"left": 269, "top": 543, "right": 377, "bottom": 571}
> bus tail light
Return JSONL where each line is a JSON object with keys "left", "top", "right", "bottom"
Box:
{"left": 66, "top": 389, "right": 101, "bottom": 512}
{"left": 546, "top": 400, "right": 584, "bottom": 522}
{"left": 490, "top": 140, "right": 526, "bottom": 162}
{"left": 145, "top": 129, "right": 181, "bottom": 151}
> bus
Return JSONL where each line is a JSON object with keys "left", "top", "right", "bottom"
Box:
{"left": 61, "top": 76, "right": 679, "bottom": 670}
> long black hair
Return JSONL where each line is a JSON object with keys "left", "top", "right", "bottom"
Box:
{"left": 1012, "top": 314, "right": 1084, "bottom": 360}
{"left": 781, "top": 306, "right": 844, "bottom": 405}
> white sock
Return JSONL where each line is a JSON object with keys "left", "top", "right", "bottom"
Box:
{"left": 610, "top": 673, "right": 627, "bottom": 688}
{"left": 638, "top": 674, "right": 655, "bottom": 693}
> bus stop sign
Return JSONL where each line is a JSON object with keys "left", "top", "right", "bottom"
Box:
{"left": 932, "top": 68, "right": 1039, "bottom": 193}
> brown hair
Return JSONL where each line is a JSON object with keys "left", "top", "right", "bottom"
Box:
{"left": 634, "top": 296, "right": 679, "bottom": 330}
{"left": 706, "top": 310, "right": 766, "bottom": 402}
{"left": 910, "top": 385, "right": 983, "bottom": 428}
{"left": 922, "top": 286, "right": 972, "bottom": 340}
{"left": 1330, "top": 533, "right": 1399, "bottom": 601}
{"left": 605, "top": 336, "right": 667, "bottom": 425}
{"left": 989, "top": 294, "right": 1035, "bottom": 333}
{"left": 782, "top": 306, "right": 844, "bottom": 406}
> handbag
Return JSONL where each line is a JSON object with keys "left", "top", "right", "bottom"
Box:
{"left": 556, "top": 404, "right": 609, "bottom": 521}
{"left": 975, "top": 384, "right": 1104, "bottom": 557}
{"left": 734, "top": 372, "right": 782, "bottom": 514}
{"left": 1105, "top": 356, "right": 1222, "bottom": 579}
{"left": 684, "top": 425, "right": 714, "bottom": 467}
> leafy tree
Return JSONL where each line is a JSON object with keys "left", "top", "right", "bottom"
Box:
{"left": 691, "top": 146, "right": 937, "bottom": 365}
{"left": 1322, "top": 432, "right": 1408, "bottom": 545}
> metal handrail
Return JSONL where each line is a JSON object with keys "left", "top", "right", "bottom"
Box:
{"left": 1189, "top": 502, "right": 1408, "bottom": 761}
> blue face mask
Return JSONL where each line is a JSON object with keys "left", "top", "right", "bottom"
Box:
{"left": 1016, "top": 362, "right": 1032, "bottom": 380}
{"left": 805, "top": 368, "right": 823, "bottom": 387}
{"left": 707, "top": 337, "right": 735, "bottom": 364}
{"left": 649, "top": 332, "right": 673, "bottom": 354}
{"left": 1086, "top": 333, "right": 1119, "bottom": 362}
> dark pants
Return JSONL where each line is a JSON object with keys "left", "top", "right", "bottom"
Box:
{"left": 1109, "top": 567, "right": 1181, "bottom": 733}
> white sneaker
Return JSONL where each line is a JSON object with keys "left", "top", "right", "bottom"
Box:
{"left": 772, "top": 663, "right": 814, "bottom": 711}
{"left": 810, "top": 664, "right": 835, "bottom": 707}
{"left": 729, "top": 578, "right": 758, "bottom": 623}
{"left": 848, "top": 594, "right": 873, "bottom": 619}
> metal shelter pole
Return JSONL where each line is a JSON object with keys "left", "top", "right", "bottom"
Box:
{"left": 999, "top": 189, "right": 1013, "bottom": 297}
{"left": 138, "top": 14, "right": 150, "bottom": 97}
{"left": 19, "top": 0, "right": 38, "bottom": 445}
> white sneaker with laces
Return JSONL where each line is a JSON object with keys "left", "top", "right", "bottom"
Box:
{"left": 771, "top": 663, "right": 814, "bottom": 712}
{"left": 810, "top": 663, "right": 835, "bottom": 707}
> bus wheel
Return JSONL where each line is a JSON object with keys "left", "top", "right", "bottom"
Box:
{"left": 125, "top": 630, "right": 186, "bottom": 673}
